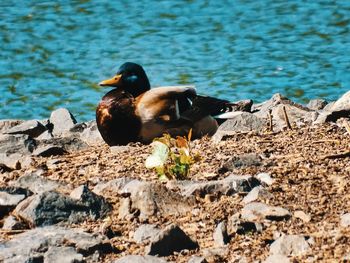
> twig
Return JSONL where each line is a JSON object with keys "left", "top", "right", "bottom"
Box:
{"left": 268, "top": 109, "right": 273, "bottom": 132}
{"left": 282, "top": 106, "right": 292, "bottom": 130}
{"left": 0, "top": 229, "right": 27, "bottom": 234}
{"left": 322, "top": 151, "right": 350, "bottom": 159}
{"left": 313, "top": 140, "right": 341, "bottom": 144}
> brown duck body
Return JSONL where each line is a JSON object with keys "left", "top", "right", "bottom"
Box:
{"left": 96, "top": 89, "right": 141, "bottom": 145}
{"left": 96, "top": 62, "right": 232, "bottom": 146}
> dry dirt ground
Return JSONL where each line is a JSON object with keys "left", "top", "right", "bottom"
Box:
{"left": 1, "top": 123, "right": 350, "bottom": 262}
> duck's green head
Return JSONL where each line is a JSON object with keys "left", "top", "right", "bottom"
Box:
{"left": 99, "top": 62, "right": 151, "bottom": 97}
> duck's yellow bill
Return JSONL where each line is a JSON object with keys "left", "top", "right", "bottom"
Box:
{"left": 99, "top": 74, "right": 122, "bottom": 87}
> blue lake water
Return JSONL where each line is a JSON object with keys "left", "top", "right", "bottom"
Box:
{"left": 1, "top": 0, "right": 350, "bottom": 121}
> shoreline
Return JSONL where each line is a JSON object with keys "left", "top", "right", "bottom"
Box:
{"left": 1, "top": 91, "right": 350, "bottom": 262}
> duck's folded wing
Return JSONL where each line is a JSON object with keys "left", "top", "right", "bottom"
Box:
{"left": 135, "top": 86, "right": 196, "bottom": 122}
{"left": 180, "top": 95, "right": 233, "bottom": 123}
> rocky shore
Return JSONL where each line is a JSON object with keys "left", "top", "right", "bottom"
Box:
{"left": 1, "top": 91, "right": 350, "bottom": 262}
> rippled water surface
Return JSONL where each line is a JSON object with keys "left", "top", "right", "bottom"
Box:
{"left": 1, "top": 0, "right": 350, "bottom": 121}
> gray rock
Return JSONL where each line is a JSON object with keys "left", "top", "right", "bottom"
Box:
{"left": 242, "top": 186, "right": 272, "bottom": 204}
{"left": 46, "top": 158, "right": 62, "bottom": 169}
{"left": 79, "top": 120, "right": 104, "bottom": 146}
{"left": 0, "top": 225, "right": 111, "bottom": 262}
{"left": 14, "top": 189, "right": 110, "bottom": 227}
{"left": 118, "top": 198, "right": 132, "bottom": 220}
{"left": 256, "top": 173, "right": 275, "bottom": 186}
{"left": 253, "top": 93, "right": 314, "bottom": 131}
{"left": 179, "top": 175, "right": 260, "bottom": 197}
{"left": 254, "top": 93, "right": 310, "bottom": 115}
{"left": 50, "top": 108, "right": 77, "bottom": 136}
{"left": 271, "top": 104, "right": 314, "bottom": 130}
{"left": 227, "top": 213, "right": 263, "bottom": 235}
{"left": 213, "top": 221, "right": 229, "bottom": 247}
{"left": 263, "top": 254, "right": 290, "bottom": 263}
{"left": 14, "top": 191, "right": 84, "bottom": 227}
{"left": 134, "top": 224, "right": 161, "bottom": 244}
{"left": 0, "top": 153, "right": 22, "bottom": 171}
{"left": 5, "top": 120, "right": 46, "bottom": 138}
{"left": 188, "top": 256, "right": 207, "bottom": 263}
{"left": 0, "top": 186, "right": 33, "bottom": 197}
{"left": 15, "top": 172, "right": 67, "bottom": 194}
{"left": 69, "top": 122, "right": 88, "bottom": 133}
{"left": 33, "top": 145, "right": 66, "bottom": 157}
{"left": 2, "top": 215, "right": 26, "bottom": 230}
{"left": 44, "top": 246, "right": 84, "bottom": 263}
{"left": 340, "top": 213, "right": 350, "bottom": 227}
{"left": 0, "top": 119, "right": 23, "bottom": 134}
{"left": 113, "top": 255, "right": 168, "bottom": 263}
{"left": 70, "top": 185, "right": 111, "bottom": 219}
{"left": 37, "top": 130, "right": 54, "bottom": 140}
{"left": 269, "top": 234, "right": 310, "bottom": 256}
{"left": 2, "top": 254, "right": 44, "bottom": 263}
{"left": 0, "top": 134, "right": 33, "bottom": 156}
{"left": 293, "top": 210, "right": 311, "bottom": 223}
{"left": 315, "top": 91, "right": 350, "bottom": 123}
{"left": 0, "top": 154, "right": 33, "bottom": 172}
{"left": 93, "top": 177, "right": 134, "bottom": 196}
{"left": 328, "top": 90, "right": 350, "bottom": 112}
{"left": 241, "top": 202, "right": 291, "bottom": 222}
{"left": 146, "top": 224, "right": 198, "bottom": 256}
{"left": 119, "top": 180, "right": 195, "bottom": 221}
{"left": 0, "top": 191, "right": 25, "bottom": 216}
{"left": 220, "top": 153, "right": 262, "bottom": 172}
{"left": 323, "top": 101, "right": 335, "bottom": 111}
{"left": 306, "top": 99, "right": 328, "bottom": 111}
{"left": 213, "top": 112, "right": 265, "bottom": 142}
{"left": 219, "top": 112, "right": 265, "bottom": 132}
{"left": 202, "top": 246, "right": 229, "bottom": 261}
{"left": 232, "top": 99, "right": 253, "bottom": 112}
{"left": 36, "top": 136, "right": 89, "bottom": 153}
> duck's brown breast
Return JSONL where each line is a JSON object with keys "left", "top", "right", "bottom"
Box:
{"left": 96, "top": 89, "right": 141, "bottom": 146}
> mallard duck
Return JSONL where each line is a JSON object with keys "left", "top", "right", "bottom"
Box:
{"left": 96, "top": 62, "right": 233, "bottom": 146}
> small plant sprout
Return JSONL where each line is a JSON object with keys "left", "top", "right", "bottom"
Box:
{"left": 145, "top": 129, "right": 199, "bottom": 180}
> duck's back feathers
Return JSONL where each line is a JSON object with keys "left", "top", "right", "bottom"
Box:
{"left": 134, "top": 86, "right": 195, "bottom": 142}
{"left": 133, "top": 86, "right": 231, "bottom": 142}
{"left": 96, "top": 89, "right": 141, "bottom": 146}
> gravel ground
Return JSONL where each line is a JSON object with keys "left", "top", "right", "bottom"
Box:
{"left": 1, "top": 122, "right": 350, "bottom": 262}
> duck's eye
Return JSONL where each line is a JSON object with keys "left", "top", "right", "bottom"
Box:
{"left": 127, "top": 75, "right": 138, "bottom": 82}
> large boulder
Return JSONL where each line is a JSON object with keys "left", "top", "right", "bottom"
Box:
{"left": 14, "top": 173, "right": 68, "bottom": 194}
{"left": 78, "top": 120, "right": 104, "bottom": 146}
{"left": 0, "top": 119, "right": 23, "bottom": 134}
{"left": 253, "top": 93, "right": 315, "bottom": 131}
{"left": 145, "top": 224, "right": 199, "bottom": 256}
{"left": 4, "top": 120, "right": 46, "bottom": 138}
{"left": 213, "top": 112, "right": 266, "bottom": 142}
{"left": 241, "top": 202, "right": 291, "bottom": 222}
{"left": 0, "top": 191, "right": 26, "bottom": 217}
{"left": 177, "top": 175, "right": 260, "bottom": 197}
{"left": 0, "top": 226, "right": 111, "bottom": 262}
{"left": 269, "top": 234, "right": 311, "bottom": 257}
{"left": 49, "top": 108, "right": 77, "bottom": 136}
{"left": 118, "top": 180, "right": 195, "bottom": 221}
{"left": 14, "top": 187, "right": 110, "bottom": 227}
{"left": 315, "top": 90, "right": 350, "bottom": 123}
